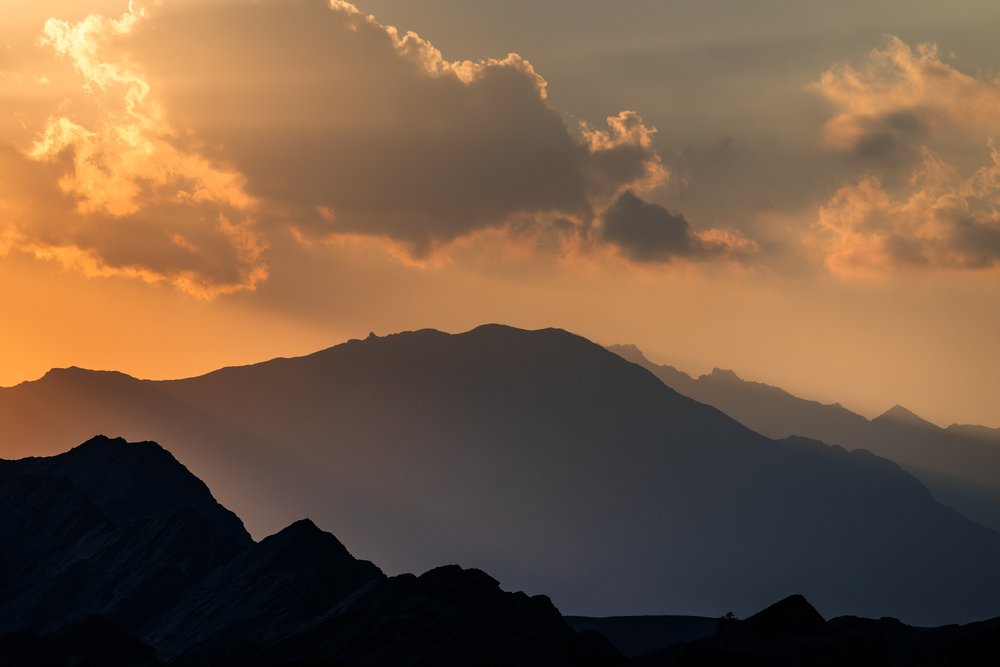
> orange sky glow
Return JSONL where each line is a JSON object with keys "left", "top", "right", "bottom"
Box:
{"left": 1, "top": 0, "right": 998, "bottom": 428}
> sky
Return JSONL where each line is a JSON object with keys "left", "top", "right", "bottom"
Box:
{"left": 1, "top": 0, "right": 998, "bottom": 427}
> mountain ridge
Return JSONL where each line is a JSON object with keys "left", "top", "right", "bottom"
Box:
{"left": 2, "top": 326, "right": 1000, "bottom": 624}
{"left": 0, "top": 436, "right": 618, "bottom": 666}
{"left": 610, "top": 342, "right": 1000, "bottom": 532}
{"left": 5, "top": 435, "right": 1000, "bottom": 665}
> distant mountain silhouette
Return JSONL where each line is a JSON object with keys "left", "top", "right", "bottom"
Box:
{"left": 611, "top": 343, "right": 1000, "bottom": 532}
{"left": 3, "top": 326, "right": 1000, "bottom": 624}
{"left": 631, "top": 594, "right": 1000, "bottom": 666}
{"left": 0, "top": 437, "right": 616, "bottom": 666}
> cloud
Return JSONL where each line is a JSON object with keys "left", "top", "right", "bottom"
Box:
{"left": 1, "top": 0, "right": 755, "bottom": 297}
{"left": 120, "top": 0, "right": 676, "bottom": 257}
{"left": 601, "top": 191, "right": 757, "bottom": 263}
{"left": 3, "top": 3, "right": 267, "bottom": 298}
{"left": 812, "top": 144, "right": 1000, "bottom": 274}
{"left": 811, "top": 35, "right": 1000, "bottom": 156}
{"left": 0, "top": 145, "right": 268, "bottom": 298}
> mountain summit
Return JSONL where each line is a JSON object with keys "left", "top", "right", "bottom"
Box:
{"left": 874, "top": 404, "right": 938, "bottom": 428}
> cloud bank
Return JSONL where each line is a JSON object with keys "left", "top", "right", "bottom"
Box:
{"left": 814, "top": 145, "right": 1000, "bottom": 274}
{"left": 812, "top": 35, "right": 1000, "bottom": 157}
{"left": 809, "top": 35, "right": 1000, "bottom": 275}
{"left": 123, "top": 0, "right": 677, "bottom": 253}
{"left": 0, "top": 0, "right": 756, "bottom": 297}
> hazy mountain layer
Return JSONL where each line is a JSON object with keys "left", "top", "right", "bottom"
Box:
{"left": 610, "top": 344, "right": 1000, "bottom": 532}
{"left": 2, "top": 326, "right": 1000, "bottom": 624}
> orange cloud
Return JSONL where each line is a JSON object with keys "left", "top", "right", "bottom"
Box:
{"left": 811, "top": 35, "right": 1000, "bottom": 155}
{"left": 812, "top": 144, "right": 1000, "bottom": 275}
{"left": 2, "top": 2, "right": 266, "bottom": 298}
{"left": 1, "top": 0, "right": 755, "bottom": 299}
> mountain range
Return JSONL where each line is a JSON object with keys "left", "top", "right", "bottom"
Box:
{"left": 1, "top": 325, "right": 999, "bottom": 624}
{"left": 4, "top": 435, "right": 1000, "bottom": 665}
{"left": 609, "top": 344, "right": 1000, "bottom": 532}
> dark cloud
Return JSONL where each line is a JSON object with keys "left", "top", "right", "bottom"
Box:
{"left": 602, "top": 191, "right": 695, "bottom": 261}
{"left": 601, "top": 190, "right": 755, "bottom": 263}
{"left": 125, "top": 0, "right": 666, "bottom": 256}
{"left": 849, "top": 110, "right": 929, "bottom": 161}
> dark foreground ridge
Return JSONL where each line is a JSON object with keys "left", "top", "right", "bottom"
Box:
{"left": 0, "top": 436, "right": 616, "bottom": 666}
{"left": 3, "top": 437, "right": 1000, "bottom": 666}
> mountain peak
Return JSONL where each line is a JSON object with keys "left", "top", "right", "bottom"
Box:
{"left": 241, "top": 518, "right": 382, "bottom": 585}
{"left": 606, "top": 343, "right": 650, "bottom": 363}
{"left": 12, "top": 436, "right": 251, "bottom": 547}
{"left": 704, "top": 367, "right": 742, "bottom": 382}
{"left": 286, "top": 517, "right": 321, "bottom": 533}
{"left": 875, "top": 404, "right": 937, "bottom": 429}
{"left": 40, "top": 366, "right": 134, "bottom": 382}
{"left": 741, "top": 594, "right": 825, "bottom": 636}
{"left": 76, "top": 434, "right": 129, "bottom": 449}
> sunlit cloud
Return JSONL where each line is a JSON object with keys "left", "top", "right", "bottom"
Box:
{"left": 811, "top": 35, "right": 1000, "bottom": 157}
{"left": 0, "top": 0, "right": 760, "bottom": 299}
{"left": 4, "top": 1, "right": 266, "bottom": 298}
{"left": 812, "top": 144, "right": 1000, "bottom": 275}
{"left": 119, "top": 0, "right": 747, "bottom": 265}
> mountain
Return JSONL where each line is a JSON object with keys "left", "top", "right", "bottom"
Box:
{"left": 610, "top": 343, "right": 1000, "bottom": 532}
{"left": 0, "top": 436, "right": 250, "bottom": 637}
{"left": 5, "top": 437, "right": 1000, "bottom": 666}
{"left": 0, "top": 436, "right": 617, "bottom": 666}
{"left": 632, "top": 594, "right": 1000, "bottom": 667}
{"left": 2, "top": 325, "right": 1000, "bottom": 624}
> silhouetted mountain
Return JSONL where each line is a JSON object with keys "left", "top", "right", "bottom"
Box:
{"left": 610, "top": 343, "right": 1000, "bottom": 532}
{"left": 632, "top": 594, "right": 1000, "bottom": 667}
{"left": 0, "top": 436, "right": 248, "bottom": 638}
{"left": 607, "top": 345, "right": 873, "bottom": 446}
{"left": 948, "top": 423, "right": 1000, "bottom": 443}
{"left": 874, "top": 404, "right": 937, "bottom": 430}
{"left": 0, "top": 437, "right": 619, "bottom": 666}
{"left": 2, "top": 326, "right": 1000, "bottom": 624}
{"left": 7, "top": 435, "right": 250, "bottom": 545}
